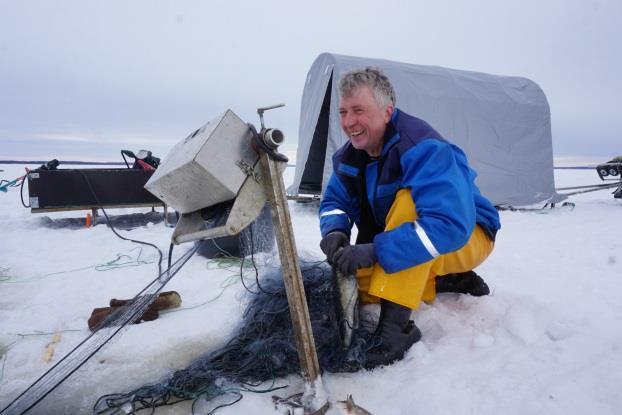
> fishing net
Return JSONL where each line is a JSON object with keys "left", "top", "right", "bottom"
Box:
{"left": 93, "top": 261, "right": 375, "bottom": 414}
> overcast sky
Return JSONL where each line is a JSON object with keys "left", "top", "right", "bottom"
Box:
{"left": 1, "top": 0, "right": 620, "bottom": 162}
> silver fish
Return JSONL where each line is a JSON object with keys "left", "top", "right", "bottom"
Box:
{"left": 335, "top": 270, "right": 359, "bottom": 349}
{"left": 335, "top": 395, "right": 373, "bottom": 415}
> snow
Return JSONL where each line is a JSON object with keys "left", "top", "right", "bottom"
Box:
{"left": 0, "top": 163, "right": 621, "bottom": 414}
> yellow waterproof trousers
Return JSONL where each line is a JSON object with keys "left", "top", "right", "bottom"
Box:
{"left": 357, "top": 189, "right": 494, "bottom": 309}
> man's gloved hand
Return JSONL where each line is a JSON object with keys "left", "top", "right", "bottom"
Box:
{"left": 333, "top": 243, "right": 376, "bottom": 276}
{"left": 320, "top": 231, "right": 349, "bottom": 264}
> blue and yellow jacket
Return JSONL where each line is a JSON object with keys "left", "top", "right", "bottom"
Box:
{"left": 319, "top": 109, "right": 501, "bottom": 274}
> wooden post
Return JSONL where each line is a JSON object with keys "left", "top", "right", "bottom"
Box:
{"left": 259, "top": 152, "right": 327, "bottom": 413}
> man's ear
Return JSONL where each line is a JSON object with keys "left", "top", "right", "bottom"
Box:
{"left": 384, "top": 105, "right": 394, "bottom": 123}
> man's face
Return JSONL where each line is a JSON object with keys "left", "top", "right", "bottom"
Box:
{"left": 339, "top": 85, "right": 393, "bottom": 157}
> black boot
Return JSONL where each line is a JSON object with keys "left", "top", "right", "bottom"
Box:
{"left": 435, "top": 270, "right": 490, "bottom": 296}
{"left": 365, "top": 300, "right": 421, "bottom": 368}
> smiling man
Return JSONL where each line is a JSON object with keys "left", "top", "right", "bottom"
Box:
{"left": 319, "top": 67, "right": 501, "bottom": 368}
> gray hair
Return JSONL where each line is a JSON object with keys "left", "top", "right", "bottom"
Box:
{"left": 339, "top": 67, "right": 396, "bottom": 107}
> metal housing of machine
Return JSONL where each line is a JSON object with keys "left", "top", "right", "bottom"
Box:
{"left": 145, "top": 110, "right": 258, "bottom": 214}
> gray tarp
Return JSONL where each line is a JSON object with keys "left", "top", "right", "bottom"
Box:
{"left": 291, "top": 52, "right": 563, "bottom": 206}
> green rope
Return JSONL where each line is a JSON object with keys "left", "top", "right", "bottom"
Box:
{"left": 39, "top": 265, "right": 96, "bottom": 279}
{"left": 206, "top": 255, "right": 252, "bottom": 272}
{"left": 1, "top": 247, "right": 157, "bottom": 284}
{"left": 11, "top": 329, "right": 83, "bottom": 339}
{"left": 161, "top": 273, "right": 241, "bottom": 314}
{"left": 162, "top": 255, "right": 259, "bottom": 315}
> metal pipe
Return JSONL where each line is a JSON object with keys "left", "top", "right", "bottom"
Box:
{"left": 262, "top": 128, "right": 284, "bottom": 149}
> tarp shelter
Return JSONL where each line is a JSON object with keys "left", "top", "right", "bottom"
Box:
{"left": 291, "top": 53, "right": 563, "bottom": 206}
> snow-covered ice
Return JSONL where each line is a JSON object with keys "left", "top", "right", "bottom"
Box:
{"left": 0, "top": 163, "right": 621, "bottom": 414}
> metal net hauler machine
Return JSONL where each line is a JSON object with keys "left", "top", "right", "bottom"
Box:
{"left": 145, "top": 105, "right": 329, "bottom": 414}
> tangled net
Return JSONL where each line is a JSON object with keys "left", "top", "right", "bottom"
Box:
{"left": 93, "top": 261, "right": 374, "bottom": 414}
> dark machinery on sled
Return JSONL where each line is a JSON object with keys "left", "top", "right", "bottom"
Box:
{"left": 556, "top": 157, "right": 622, "bottom": 200}
{"left": 595, "top": 156, "right": 622, "bottom": 199}
{"left": 26, "top": 151, "right": 164, "bottom": 216}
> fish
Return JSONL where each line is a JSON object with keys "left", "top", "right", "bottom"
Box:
{"left": 335, "top": 395, "right": 373, "bottom": 415}
{"left": 335, "top": 270, "right": 359, "bottom": 350}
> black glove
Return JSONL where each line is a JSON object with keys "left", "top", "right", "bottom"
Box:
{"left": 333, "top": 243, "right": 376, "bottom": 276}
{"left": 320, "top": 231, "right": 349, "bottom": 264}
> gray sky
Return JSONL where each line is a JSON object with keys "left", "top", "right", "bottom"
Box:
{"left": 1, "top": 0, "right": 620, "bottom": 161}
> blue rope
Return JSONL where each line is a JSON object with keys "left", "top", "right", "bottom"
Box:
{"left": 0, "top": 175, "right": 24, "bottom": 193}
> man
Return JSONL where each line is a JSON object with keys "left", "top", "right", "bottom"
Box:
{"left": 319, "top": 68, "right": 501, "bottom": 368}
